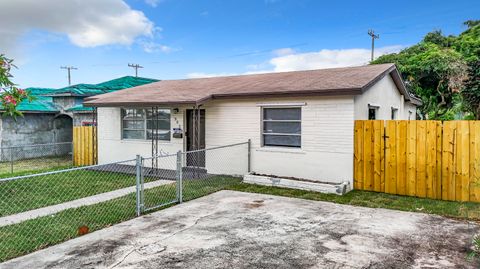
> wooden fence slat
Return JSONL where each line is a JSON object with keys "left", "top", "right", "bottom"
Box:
{"left": 385, "top": 121, "right": 397, "bottom": 194}
{"left": 380, "top": 121, "right": 385, "bottom": 192}
{"left": 364, "top": 121, "right": 374, "bottom": 191}
{"left": 471, "top": 122, "right": 480, "bottom": 202}
{"left": 406, "top": 121, "right": 417, "bottom": 196}
{"left": 354, "top": 121, "right": 364, "bottom": 190}
{"left": 444, "top": 121, "right": 456, "bottom": 201}
{"left": 373, "top": 121, "right": 383, "bottom": 192}
{"left": 459, "top": 121, "right": 470, "bottom": 201}
{"left": 426, "top": 121, "right": 437, "bottom": 199}
{"left": 436, "top": 121, "right": 443, "bottom": 199}
{"left": 397, "top": 121, "right": 407, "bottom": 195}
{"left": 416, "top": 121, "right": 427, "bottom": 198}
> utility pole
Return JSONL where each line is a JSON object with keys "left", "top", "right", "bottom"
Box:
{"left": 128, "top": 63, "right": 143, "bottom": 77}
{"left": 60, "top": 66, "right": 78, "bottom": 86}
{"left": 367, "top": 29, "right": 380, "bottom": 62}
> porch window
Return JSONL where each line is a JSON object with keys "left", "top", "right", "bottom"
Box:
{"left": 121, "top": 108, "right": 171, "bottom": 141}
{"left": 262, "top": 107, "right": 301, "bottom": 148}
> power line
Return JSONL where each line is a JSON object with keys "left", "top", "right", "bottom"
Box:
{"left": 367, "top": 29, "right": 380, "bottom": 62}
{"left": 60, "top": 66, "right": 78, "bottom": 86}
{"left": 128, "top": 63, "right": 144, "bottom": 77}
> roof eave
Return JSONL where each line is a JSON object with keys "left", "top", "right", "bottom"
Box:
{"left": 85, "top": 88, "right": 364, "bottom": 108}
{"left": 361, "top": 64, "right": 423, "bottom": 106}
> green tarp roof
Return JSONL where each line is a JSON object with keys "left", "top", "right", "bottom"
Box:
{"left": 15, "top": 95, "right": 59, "bottom": 112}
{"left": 48, "top": 76, "right": 159, "bottom": 96}
{"left": 14, "top": 76, "right": 158, "bottom": 112}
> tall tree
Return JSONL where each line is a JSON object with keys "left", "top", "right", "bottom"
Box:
{"left": 462, "top": 60, "right": 480, "bottom": 119}
{"left": 373, "top": 43, "right": 468, "bottom": 119}
{"left": 372, "top": 21, "right": 479, "bottom": 120}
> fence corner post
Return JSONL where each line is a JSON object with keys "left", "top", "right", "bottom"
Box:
{"left": 176, "top": 150, "right": 183, "bottom": 203}
{"left": 135, "top": 154, "right": 142, "bottom": 217}
{"left": 247, "top": 139, "right": 251, "bottom": 173}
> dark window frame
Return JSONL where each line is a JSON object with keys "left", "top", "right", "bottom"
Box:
{"left": 261, "top": 107, "right": 302, "bottom": 148}
{"left": 391, "top": 107, "right": 398, "bottom": 120}
{"left": 121, "top": 108, "right": 171, "bottom": 141}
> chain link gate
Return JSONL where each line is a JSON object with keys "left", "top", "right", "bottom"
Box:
{"left": 136, "top": 153, "right": 180, "bottom": 215}
{"left": 135, "top": 141, "right": 250, "bottom": 216}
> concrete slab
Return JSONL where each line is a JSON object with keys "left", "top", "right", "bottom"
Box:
{"left": 2, "top": 190, "right": 478, "bottom": 269}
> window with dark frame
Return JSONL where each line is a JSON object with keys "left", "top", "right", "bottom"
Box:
{"left": 391, "top": 107, "right": 398, "bottom": 120}
{"left": 262, "top": 107, "right": 301, "bottom": 148}
{"left": 121, "top": 108, "right": 171, "bottom": 141}
{"left": 368, "top": 108, "right": 377, "bottom": 120}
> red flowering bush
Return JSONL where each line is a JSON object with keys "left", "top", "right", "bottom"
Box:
{"left": 0, "top": 54, "right": 33, "bottom": 118}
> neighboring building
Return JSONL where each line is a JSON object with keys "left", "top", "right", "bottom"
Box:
{"left": 45, "top": 76, "right": 159, "bottom": 126}
{"left": 0, "top": 76, "right": 158, "bottom": 149}
{"left": 85, "top": 64, "right": 421, "bottom": 186}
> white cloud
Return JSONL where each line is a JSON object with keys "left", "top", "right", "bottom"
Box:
{"left": 186, "top": 45, "right": 404, "bottom": 79}
{"left": 0, "top": 0, "right": 155, "bottom": 54}
{"left": 140, "top": 41, "right": 175, "bottom": 53}
{"left": 145, "top": 0, "right": 162, "bottom": 8}
{"left": 272, "top": 48, "right": 296, "bottom": 56}
{"left": 269, "top": 45, "right": 404, "bottom": 72}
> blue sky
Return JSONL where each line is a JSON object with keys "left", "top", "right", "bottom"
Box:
{"left": 1, "top": 0, "right": 478, "bottom": 88}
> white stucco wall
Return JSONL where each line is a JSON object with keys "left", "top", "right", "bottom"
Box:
{"left": 203, "top": 96, "right": 355, "bottom": 184}
{"left": 354, "top": 74, "right": 417, "bottom": 120}
{"left": 97, "top": 107, "right": 185, "bottom": 165}
{"left": 97, "top": 96, "right": 355, "bottom": 184}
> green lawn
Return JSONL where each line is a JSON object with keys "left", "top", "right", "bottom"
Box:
{"left": 0, "top": 175, "right": 241, "bottom": 262}
{"left": 0, "top": 169, "right": 137, "bottom": 217}
{"left": 0, "top": 156, "right": 72, "bottom": 178}
{"left": 226, "top": 183, "right": 480, "bottom": 221}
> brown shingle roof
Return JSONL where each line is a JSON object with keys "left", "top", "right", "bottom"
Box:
{"left": 85, "top": 63, "right": 417, "bottom": 107}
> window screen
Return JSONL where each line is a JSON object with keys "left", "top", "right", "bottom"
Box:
{"left": 262, "top": 107, "right": 301, "bottom": 148}
{"left": 122, "top": 108, "right": 171, "bottom": 140}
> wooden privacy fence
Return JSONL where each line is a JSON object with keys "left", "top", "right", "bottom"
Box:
{"left": 73, "top": 126, "right": 97, "bottom": 166}
{"left": 354, "top": 120, "right": 480, "bottom": 202}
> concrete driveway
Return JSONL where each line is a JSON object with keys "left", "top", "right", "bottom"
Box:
{"left": 2, "top": 190, "right": 478, "bottom": 269}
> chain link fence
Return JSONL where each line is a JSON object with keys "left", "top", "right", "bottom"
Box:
{"left": 0, "top": 142, "right": 73, "bottom": 176}
{"left": 0, "top": 141, "right": 249, "bottom": 262}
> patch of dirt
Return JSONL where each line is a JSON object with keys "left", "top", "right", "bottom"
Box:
{"left": 43, "top": 230, "right": 138, "bottom": 269}
{"left": 244, "top": 199, "right": 264, "bottom": 209}
{"left": 134, "top": 239, "right": 320, "bottom": 269}
{"left": 371, "top": 215, "right": 480, "bottom": 268}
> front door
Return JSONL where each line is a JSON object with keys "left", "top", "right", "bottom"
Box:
{"left": 186, "top": 109, "right": 205, "bottom": 167}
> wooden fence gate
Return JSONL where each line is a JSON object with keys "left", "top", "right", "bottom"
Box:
{"left": 354, "top": 120, "right": 480, "bottom": 202}
{"left": 73, "top": 126, "right": 97, "bottom": 166}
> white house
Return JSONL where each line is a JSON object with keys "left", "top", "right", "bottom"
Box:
{"left": 84, "top": 64, "right": 421, "bottom": 189}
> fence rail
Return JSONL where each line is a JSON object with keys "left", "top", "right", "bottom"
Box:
{"left": 0, "top": 141, "right": 248, "bottom": 262}
{"left": 354, "top": 120, "right": 480, "bottom": 202}
{"left": 0, "top": 142, "right": 73, "bottom": 175}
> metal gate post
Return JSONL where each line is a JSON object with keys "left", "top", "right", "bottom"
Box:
{"left": 247, "top": 139, "right": 251, "bottom": 173}
{"left": 176, "top": 150, "right": 183, "bottom": 203}
{"left": 135, "top": 154, "right": 143, "bottom": 216}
